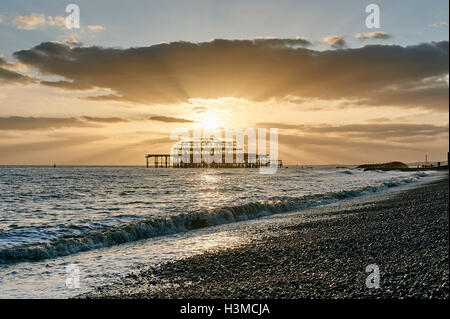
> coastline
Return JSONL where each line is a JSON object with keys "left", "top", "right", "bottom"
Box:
{"left": 79, "top": 174, "right": 449, "bottom": 299}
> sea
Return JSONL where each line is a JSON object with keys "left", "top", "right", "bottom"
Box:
{"left": 0, "top": 166, "right": 442, "bottom": 298}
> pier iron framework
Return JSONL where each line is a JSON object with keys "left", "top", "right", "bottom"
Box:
{"left": 146, "top": 137, "right": 282, "bottom": 168}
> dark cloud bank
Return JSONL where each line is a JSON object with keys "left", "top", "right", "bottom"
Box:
{"left": 257, "top": 122, "right": 449, "bottom": 140}
{"left": 149, "top": 116, "right": 193, "bottom": 123}
{"left": 0, "top": 57, "right": 31, "bottom": 84}
{"left": 8, "top": 39, "right": 449, "bottom": 111}
{"left": 0, "top": 116, "right": 128, "bottom": 130}
{"left": 0, "top": 115, "right": 193, "bottom": 130}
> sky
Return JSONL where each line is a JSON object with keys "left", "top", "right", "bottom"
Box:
{"left": 0, "top": 0, "right": 448, "bottom": 165}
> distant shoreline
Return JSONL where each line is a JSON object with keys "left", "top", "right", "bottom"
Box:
{"left": 363, "top": 166, "right": 449, "bottom": 172}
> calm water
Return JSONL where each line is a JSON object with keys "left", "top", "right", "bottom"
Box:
{"left": 0, "top": 166, "right": 440, "bottom": 298}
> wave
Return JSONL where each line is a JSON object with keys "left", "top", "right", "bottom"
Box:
{"left": 411, "top": 171, "right": 430, "bottom": 178}
{"left": 0, "top": 173, "right": 428, "bottom": 264}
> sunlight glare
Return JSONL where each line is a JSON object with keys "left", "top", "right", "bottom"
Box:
{"left": 199, "top": 110, "right": 221, "bottom": 129}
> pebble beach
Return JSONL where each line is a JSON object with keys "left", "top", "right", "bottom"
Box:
{"left": 80, "top": 174, "right": 449, "bottom": 299}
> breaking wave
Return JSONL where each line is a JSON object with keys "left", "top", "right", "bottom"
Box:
{"left": 0, "top": 173, "right": 430, "bottom": 264}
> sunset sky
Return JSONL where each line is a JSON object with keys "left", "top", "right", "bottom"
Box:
{"left": 0, "top": 0, "right": 448, "bottom": 165}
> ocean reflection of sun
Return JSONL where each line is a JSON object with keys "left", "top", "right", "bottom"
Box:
{"left": 202, "top": 173, "right": 218, "bottom": 183}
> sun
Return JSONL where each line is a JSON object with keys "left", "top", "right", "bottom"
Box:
{"left": 199, "top": 110, "right": 221, "bottom": 129}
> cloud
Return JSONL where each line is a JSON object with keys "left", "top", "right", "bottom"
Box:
{"left": 305, "top": 123, "right": 448, "bottom": 138}
{"left": 430, "top": 21, "right": 448, "bottom": 28}
{"left": 366, "top": 117, "right": 392, "bottom": 123}
{"left": 13, "top": 13, "right": 66, "bottom": 30}
{"left": 47, "top": 16, "right": 66, "bottom": 27}
{"left": 87, "top": 25, "right": 105, "bottom": 31}
{"left": 276, "top": 133, "right": 431, "bottom": 160}
{"left": 0, "top": 134, "right": 106, "bottom": 159}
{"left": 0, "top": 116, "right": 98, "bottom": 130}
{"left": 255, "top": 122, "right": 307, "bottom": 130}
{"left": 253, "top": 36, "right": 311, "bottom": 48}
{"left": 354, "top": 83, "right": 449, "bottom": 111}
{"left": 13, "top": 13, "right": 46, "bottom": 30}
{"left": 13, "top": 39, "right": 449, "bottom": 111}
{"left": 80, "top": 116, "right": 128, "bottom": 123}
{"left": 149, "top": 116, "right": 193, "bottom": 123}
{"left": 40, "top": 79, "right": 95, "bottom": 90}
{"left": 255, "top": 122, "right": 448, "bottom": 163}
{"left": 0, "top": 57, "right": 32, "bottom": 85}
{"left": 256, "top": 122, "right": 448, "bottom": 141}
{"left": 65, "top": 38, "right": 81, "bottom": 46}
{"left": 0, "top": 115, "right": 186, "bottom": 130}
{"left": 0, "top": 67, "right": 29, "bottom": 84}
{"left": 355, "top": 31, "right": 391, "bottom": 40}
{"left": 323, "top": 35, "right": 346, "bottom": 49}
{"left": 11, "top": 13, "right": 104, "bottom": 32}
